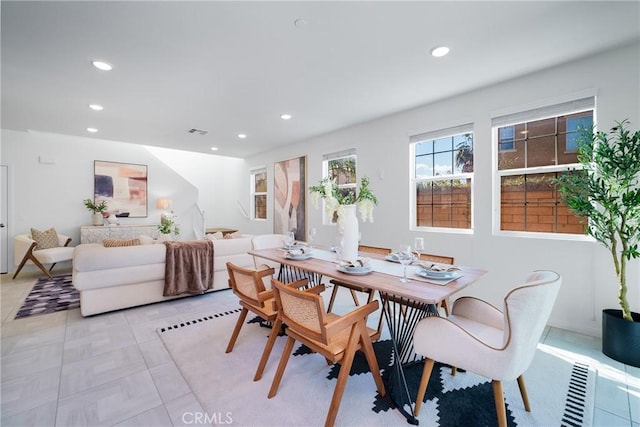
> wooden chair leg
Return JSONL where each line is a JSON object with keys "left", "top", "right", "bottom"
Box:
{"left": 349, "top": 289, "right": 360, "bottom": 306}
{"left": 492, "top": 380, "right": 507, "bottom": 427}
{"left": 225, "top": 307, "right": 248, "bottom": 353}
{"left": 414, "top": 358, "right": 435, "bottom": 416}
{"left": 327, "top": 284, "right": 340, "bottom": 313}
{"left": 268, "top": 336, "right": 296, "bottom": 398}
{"left": 325, "top": 325, "right": 360, "bottom": 427}
{"left": 253, "top": 317, "right": 281, "bottom": 381}
{"left": 451, "top": 366, "right": 457, "bottom": 376}
{"left": 517, "top": 375, "right": 531, "bottom": 412}
{"left": 13, "top": 242, "right": 54, "bottom": 279}
{"left": 357, "top": 321, "right": 386, "bottom": 397}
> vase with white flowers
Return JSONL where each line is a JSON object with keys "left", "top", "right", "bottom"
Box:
{"left": 310, "top": 176, "right": 377, "bottom": 261}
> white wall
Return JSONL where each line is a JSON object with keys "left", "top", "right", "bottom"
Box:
{"left": 242, "top": 41, "right": 640, "bottom": 337}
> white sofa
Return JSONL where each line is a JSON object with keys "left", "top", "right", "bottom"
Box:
{"left": 72, "top": 236, "right": 255, "bottom": 316}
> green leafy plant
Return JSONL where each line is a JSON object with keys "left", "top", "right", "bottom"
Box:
{"left": 83, "top": 198, "right": 108, "bottom": 213}
{"left": 556, "top": 119, "right": 640, "bottom": 321}
{"left": 310, "top": 176, "right": 378, "bottom": 223}
{"left": 158, "top": 213, "right": 180, "bottom": 236}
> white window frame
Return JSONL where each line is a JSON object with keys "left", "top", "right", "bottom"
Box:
{"left": 250, "top": 167, "right": 267, "bottom": 221}
{"left": 321, "top": 149, "right": 357, "bottom": 225}
{"left": 491, "top": 95, "right": 596, "bottom": 240}
{"left": 409, "top": 123, "right": 474, "bottom": 233}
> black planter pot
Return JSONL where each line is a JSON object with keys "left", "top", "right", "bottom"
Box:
{"left": 602, "top": 309, "right": 640, "bottom": 367}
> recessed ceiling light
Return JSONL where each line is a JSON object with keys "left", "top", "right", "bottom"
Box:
{"left": 210, "top": 147, "right": 219, "bottom": 151}
{"left": 280, "top": 114, "right": 292, "bottom": 120}
{"left": 86, "top": 127, "right": 98, "bottom": 133}
{"left": 430, "top": 46, "right": 450, "bottom": 58}
{"left": 294, "top": 18, "right": 307, "bottom": 28}
{"left": 92, "top": 60, "right": 113, "bottom": 71}
{"left": 237, "top": 133, "right": 247, "bottom": 139}
{"left": 89, "top": 104, "right": 103, "bottom": 111}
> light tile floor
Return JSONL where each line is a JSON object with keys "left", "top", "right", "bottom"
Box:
{"left": 1, "top": 269, "right": 638, "bottom": 426}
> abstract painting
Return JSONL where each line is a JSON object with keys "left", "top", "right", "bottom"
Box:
{"left": 94, "top": 160, "right": 148, "bottom": 218}
{"left": 274, "top": 156, "right": 306, "bottom": 241}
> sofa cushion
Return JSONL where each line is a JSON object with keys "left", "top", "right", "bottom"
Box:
{"left": 31, "top": 227, "right": 59, "bottom": 250}
{"left": 73, "top": 243, "right": 166, "bottom": 272}
{"left": 103, "top": 238, "right": 141, "bottom": 247}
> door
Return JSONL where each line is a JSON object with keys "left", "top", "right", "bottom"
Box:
{"left": 1, "top": 165, "right": 8, "bottom": 273}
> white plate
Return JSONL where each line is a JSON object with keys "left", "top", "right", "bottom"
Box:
{"left": 416, "top": 269, "right": 461, "bottom": 280}
{"left": 285, "top": 252, "right": 312, "bottom": 260}
{"left": 337, "top": 265, "right": 373, "bottom": 275}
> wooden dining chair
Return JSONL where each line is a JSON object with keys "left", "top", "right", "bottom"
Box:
{"left": 225, "top": 262, "right": 280, "bottom": 381}
{"left": 417, "top": 252, "right": 455, "bottom": 316}
{"left": 268, "top": 278, "right": 386, "bottom": 427}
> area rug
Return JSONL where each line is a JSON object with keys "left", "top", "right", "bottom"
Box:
{"left": 158, "top": 310, "right": 595, "bottom": 426}
{"left": 14, "top": 274, "right": 79, "bottom": 319}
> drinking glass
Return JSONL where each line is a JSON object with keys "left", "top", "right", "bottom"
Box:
{"left": 414, "top": 237, "right": 425, "bottom": 260}
{"left": 285, "top": 231, "right": 295, "bottom": 247}
{"left": 308, "top": 228, "right": 317, "bottom": 248}
{"left": 397, "top": 244, "right": 413, "bottom": 283}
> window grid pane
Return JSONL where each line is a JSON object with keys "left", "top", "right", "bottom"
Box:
{"left": 500, "top": 172, "right": 585, "bottom": 234}
{"left": 416, "top": 179, "right": 471, "bottom": 229}
{"left": 254, "top": 195, "right": 267, "bottom": 219}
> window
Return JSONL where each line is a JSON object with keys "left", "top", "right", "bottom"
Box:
{"left": 493, "top": 96, "right": 594, "bottom": 234}
{"left": 250, "top": 168, "right": 267, "bottom": 220}
{"left": 322, "top": 149, "right": 357, "bottom": 224}
{"left": 498, "top": 126, "right": 515, "bottom": 151}
{"left": 411, "top": 124, "right": 474, "bottom": 230}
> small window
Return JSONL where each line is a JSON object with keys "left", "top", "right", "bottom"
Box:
{"left": 411, "top": 126, "right": 474, "bottom": 230}
{"left": 251, "top": 168, "right": 267, "bottom": 220}
{"left": 498, "top": 126, "right": 515, "bottom": 151}
{"left": 321, "top": 149, "right": 357, "bottom": 224}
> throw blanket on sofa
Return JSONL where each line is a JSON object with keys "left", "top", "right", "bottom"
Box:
{"left": 164, "top": 240, "right": 215, "bottom": 296}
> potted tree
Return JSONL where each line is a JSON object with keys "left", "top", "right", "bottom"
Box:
{"left": 83, "top": 198, "right": 108, "bottom": 226}
{"left": 556, "top": 119, "right": 640, "bottom": 367}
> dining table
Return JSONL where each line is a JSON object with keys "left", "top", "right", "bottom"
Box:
{"left": 249, "top": 246, "right": 488, "bottom": 425}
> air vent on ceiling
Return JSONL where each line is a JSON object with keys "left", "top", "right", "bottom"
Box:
{"left": 188, "top": 128, "right": 208, "bottom": 135}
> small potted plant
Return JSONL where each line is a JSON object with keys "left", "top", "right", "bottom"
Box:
{"left": 157, "top": 212, "right": 180, "bottom": 240}
{"left": 83, "top": 198, "right": 108, "bottom": 226}
{"left": 556, "top": 119, "right": 640, "bottom": 367}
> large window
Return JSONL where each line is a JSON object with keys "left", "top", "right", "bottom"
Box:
{"left": 411, "top": 124, "right": 474, "bottom": 230}
{"left": 322, "top": 149, "right": 356, "bottom": 224}
{"left": 250, "top": 168, "right": 267, "bottom": 220}
{"left": 493, "top": 97, "right": 594, "bottom": 234}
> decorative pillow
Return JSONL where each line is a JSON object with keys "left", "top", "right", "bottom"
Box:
{"left": 223, "top": 231, "right": 242, "bottom": 239}
{"left": 137, "top": 235, "right": 155, "bottom": 245}
{"left": 204, "top": 232, "right": 224, "bottom": 241}
{"left": 30, "top": 227, "right": 59, "bottom": 250}
{"left": 103, "top": 238, "right": 141, "bottom": 248}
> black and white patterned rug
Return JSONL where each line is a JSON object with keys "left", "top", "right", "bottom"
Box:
{"left": 158, "top": 309, "right": 596, "bottom": 426}
{"left": 15, "top": 274, "right": 79, "bottom": 319}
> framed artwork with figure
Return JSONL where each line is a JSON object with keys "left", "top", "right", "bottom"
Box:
{"left": 94, "top": 160, "right": 148, "bottom": 218}
{"left": 273, "top": 156, "right": 306, "bottom": 241}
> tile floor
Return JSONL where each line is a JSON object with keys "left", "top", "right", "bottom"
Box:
{"left": 1, "top": 269, "right": 638, "bottom": 426}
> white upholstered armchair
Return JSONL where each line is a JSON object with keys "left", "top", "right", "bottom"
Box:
{"left": 13, "top": 231, "right": 74, "bottom": 279}
{"left": 412, "top": 270, "right": 561, "bottom": 427}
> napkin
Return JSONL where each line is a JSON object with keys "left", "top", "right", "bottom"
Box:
{"left": 288, "top": 246, "right": 311, "bottom": 256}
{"left": 339, "top": 258, "right": 370, "bottom": 268}
{"left": 415, "top": 262, "right": 460, "bottom": 272}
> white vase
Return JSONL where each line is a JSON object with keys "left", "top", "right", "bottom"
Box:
{"left": 340, "top": 204, "right": 359, "bottom": 262}
{"left": 92, "top": 212, "right": 103, "bottom": 226}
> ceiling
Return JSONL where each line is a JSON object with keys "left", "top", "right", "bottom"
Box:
{"left": 2, "top": 1, "right": 639, "bottom": 158}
